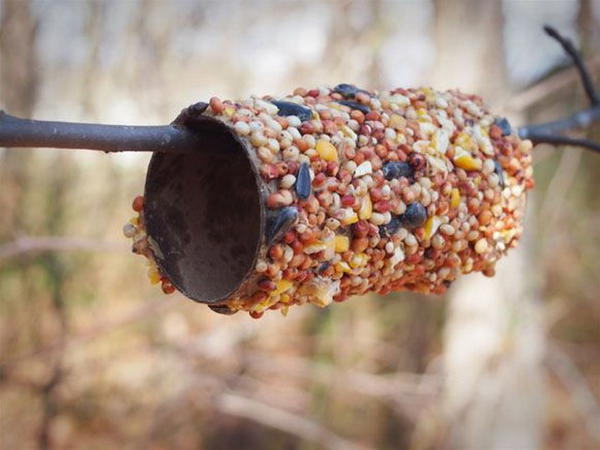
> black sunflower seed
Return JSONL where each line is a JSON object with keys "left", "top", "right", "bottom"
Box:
{"left": 379, "top": 216, "right": 402, "bottom": 237}
{"left": 401, "top": 202, "right": 428, "bottom": 228}
{"left": 270, "top": 100, "right": 312, "bottom": 122}
{"left": 265, "top": 206, "right": 298, "bottom": 245}
{"left": 336, "top": 100, "right": 371, "bottom": 115}
{"left": 295, "top": 162, "right": 311, "bottom": 200}
{"left": 333, "top": 83, "right": 370, "bottom": 99}
{"left": 494, "top": 160, "right": 505, "bottom": 188}
{"left": 494, "top": 117, "right": 512, "bottom": 136}
{"left": 382, "top": 161, "right": 413, "bottom": 180}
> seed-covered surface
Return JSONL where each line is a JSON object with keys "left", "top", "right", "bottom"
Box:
{"left": 125, "top": 85, "right": 534, "bottom": 318}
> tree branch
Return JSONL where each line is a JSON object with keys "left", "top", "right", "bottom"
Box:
{"left": 0, "top": 236, "right": 128, "bottom": 261}
{"left": 542, "top": 25, "right": 599, "bottom": 105}
{"left": 0, "top": 109, "right": 206, "bottom": 153}
{"left": 517, "top": 25, "right": 600, "bottom": 153}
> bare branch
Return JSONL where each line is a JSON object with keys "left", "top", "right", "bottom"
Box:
{"left": 543, "top": 25, "right": 599, "bottom": 105}
{"left": 216, "top": 392, "right": 373, "bottom": 450}
{"left": 0, "top": 236, "right": 128, "bottom": 261}
{"left": 518, "top": 26, "right": 600, "bottom": 153}
{"left": 0, "top": 110, "right": 203, "bottom": 153}
{"left": 506, "top": 56, "right": 600, "bottom": 111}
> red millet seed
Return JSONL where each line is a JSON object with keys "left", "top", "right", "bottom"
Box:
{"left": 354, "top": 152, "right": 365, "bottom": 164}
{"left": 374, "top": 200, "right": 391, "bottom": 213}
{"left": 161, "top": 280, "right": 176, "bottom": 295}
{"left": 209, "top": 96, "right": 224, "bottom": 114}
{"left": 283, "top": 231, "right": 295, "bottom": 244}
{"left": 291, "top": 240, "right": 304, "bottom": 254}
{"left": 260, "top": 164, "right": 279, "bottom": 180}
{"left": 352, "top": 220, "right": 370, "bottom": 238}
{"left": 299, "top": 122, "right": 314, "bottom": 135}
{"left": 341, "top": 195, "right": 355, "bottom": 207}
{"left": 132, "top": 196, "right": 144, "bottom": 212}
{"left": 283, "top": 268, "right": 299, "bottom": 280}
{"left": 350, "top": 110, "right": 365, "bottom": 123}
{"left": 258, "top": 279, "right": 277, "bottom": 291}
{"left": 250, "top": 311, "right": 264, "bottom": 319}
{"left": 351, "top": 237, "right": 369, "bottom": 253}
{"left": 269, "top": 244, "right": 284, "bottom": 260}
{"left": 320, "top": 110, "right": 332, "bottom": 120}
{"left": 313, "top": 172, "right": 326, "bottom": 187}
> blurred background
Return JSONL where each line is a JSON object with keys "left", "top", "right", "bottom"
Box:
{"left": 1, "top": 0, "right": 599, "bottom": 449}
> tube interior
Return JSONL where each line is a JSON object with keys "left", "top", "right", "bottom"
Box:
{"left": 144, "top": 120, "right": 262, "bottom": 303}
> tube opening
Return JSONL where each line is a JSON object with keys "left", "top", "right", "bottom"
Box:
{"left": 143, "top": 119, "right": 262, "bottom": 303}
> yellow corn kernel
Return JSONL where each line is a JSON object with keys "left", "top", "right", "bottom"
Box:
{"left": 416, "top": 108, "right": 430, "bottom": 122}
{"left": 454, "top": 147, "right": 482, "bottom": 171}
{"left": 423, "top": 216, "right": 442, "bottom": 240}
{"left": 273, "top": 279, "right": 293, "bottom": 296}
{"left": 147, "top": 268, "right": 161, "bottom": 285}
{"left": 358, "top": 195, "right": 372, "bottom": 220}
{"left": 223, "top": 107, "right": 235, "bottom": 117}
{"left": 306, "top": 284, "right": 333, "bottom": 307}
{"left": 451, "top": 188, "right": 461, "bottom": 208}
{"left": 129, "top": 216, "right": 139, "bottom": 226}
{"left": 335, "top": 261, "right": 352, "bottom": 273}
{"left": 316, "top": 139, "right": 338, "bottom": 162}
{"left": 334, "top": 235, "right": 350, "bottom": 253}
{"left": 341, "top": 210, "right": 359, "bottom": 225}
{"left": 349, "top": 253, "right": 369, "bottom": 268}
{"left": 455, "top": 155, "right": 482, "bottom": 171}
{"left": 303, "top": 241, "right": 327, "bottom": 254}
{"left": 280, "top": 293, "right": 291, "bottom": 304}
{"left": 310, "top": 290, "right": 333, "bottom": 308}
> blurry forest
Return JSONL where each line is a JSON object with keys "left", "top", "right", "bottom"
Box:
{"left": 1, "top": 1, "right": 599, "bottom": 449}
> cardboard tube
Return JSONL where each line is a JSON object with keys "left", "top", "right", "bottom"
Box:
{"left": 129, "top": 86, "right": 535, "bottom": 317}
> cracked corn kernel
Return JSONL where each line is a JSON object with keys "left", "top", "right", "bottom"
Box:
{"left": 454, "top": 150, "right": 482, "bottom": 171}
{"left": 350, "top": 253, "right": 369, "bottom": 268}
{"left": 358, "top": 195, "right": 373, "bottom": 220}
{"left": 423, "top": 216, "right": 442, "bottom": 240}
{"left": 273, "top": 279, "right": 293, "bottom": 296}
{"left": 316, "top": 139, "right": 338, "bottom": 162}
{"left": 334, "top": 235, "right": 350, "bottom": 253}
{"left": 341, "top": 210, "right": 359, "bottom": 225}
{"left": 451, "top": 188, "right": 461, "bottom": 208}
{"left": 147, "top": 268, "right": 161, "bottom": 285}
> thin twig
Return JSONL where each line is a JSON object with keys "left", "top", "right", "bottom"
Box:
{"left": 546, "top": 344, "right": 600, "bottom": 445}
{"left": 216, "top": 392, "right": 373, "bottom": 450}
{"left": 518, "top": 106, "right": 600, "bottom": 137}
{"left": 517, "top": 25, "right": 600, "bottom": 153}
{"left": 543, "top": 25, "right": 599, "bottom": 105}
{"left": 0, "top": 236, "right": 128, "bottom": 260}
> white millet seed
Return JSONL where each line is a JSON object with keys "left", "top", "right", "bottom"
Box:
{"left": 234, "top": 121, "right": 250, "bottom": 136}
{"left": 475, "top": 238, "right": 489, "bottom": 254}
{"left": 280, "top": 174, "right": 296, "bottom": 189}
